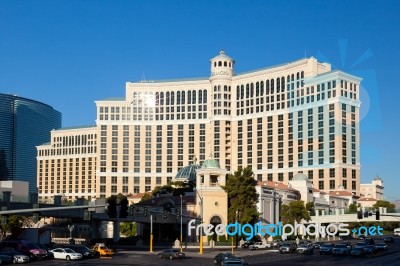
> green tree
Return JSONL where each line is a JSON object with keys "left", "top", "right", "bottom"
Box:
{"left": 347, "top": 203, "right": 358, "bottom": 214}
{"left": 0, "top": 215, "right": 26, "bottom": 238}
{"left": 120, "top": 222, "right": 137, "bottom": 237}
{"left": 373, "top": 200, "right": 396, "bottom": 213}
{"left": 139, "top": 193, "right": 152, "bottom": 202}
{"left": 151, "top": 185, "right": 173, "bottom": 196}
{"left": 222, "top": 166, "right": 259, "bottom": 224}
{"left": 305, "top": 202, "right": 315, "bottom": 216}
{"left": 281, "top": 201, "right": 311, "bottom": 224}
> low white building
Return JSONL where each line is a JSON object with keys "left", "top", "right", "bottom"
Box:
{"left": 256, "top": 173, "right": 358, "bottom": 223}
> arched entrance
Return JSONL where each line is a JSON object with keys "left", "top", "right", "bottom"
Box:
{"left": 209, "top": 216, "right": 222, "bottom": 241}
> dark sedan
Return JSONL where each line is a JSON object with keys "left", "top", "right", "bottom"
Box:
{"left": 351, "top": 247, "right": 366, "bottom": 257}
{"left": 376, "top": 243, "right": 388, "bottom": 251}
{"left": 214, "top": 253, "right": 234, "bottom": 265}
{"left": 158, "top": 249, "right": 185, "bottom": 260}
{"left": 332, "top": 244, "right": 351, "bottom": 256}
{"left": 319, "top": 243, "right": 334, "bottom": 255}
{"left": 313, "top": 242, "right": 324, "bottom": 249}
{"left": 384, "top": 236, "right": 395, "bottom": 243}
{"left": 364, "top": 245, "right": 378, "bottom": 256}
{"left": 241, "top": 241, "right": 255, "bottom": 248}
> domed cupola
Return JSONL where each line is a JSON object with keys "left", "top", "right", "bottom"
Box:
{"left": 209, "top": 50, "right": 235, "bottom": 81}
{"left": 175, "top": 164, "right": 201, "bottom": 182}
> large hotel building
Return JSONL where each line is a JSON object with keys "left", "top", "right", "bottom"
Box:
{"left": 37, "top": 51, "right": 361, "bottom": 202}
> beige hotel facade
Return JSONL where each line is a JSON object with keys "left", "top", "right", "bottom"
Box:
{"left": 37, "top": 51, "right": 361, "bottom": 202}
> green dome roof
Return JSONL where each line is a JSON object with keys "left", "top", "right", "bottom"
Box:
{"left": 201, "top": 159, "right": 220, "bottom": 169}
{"left": 175, "top": 164, "right": 201, "bottom": 182}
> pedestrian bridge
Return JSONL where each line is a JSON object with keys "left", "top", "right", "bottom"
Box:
{"left": 303, "top": 208, "right": 400, "bottom": 224}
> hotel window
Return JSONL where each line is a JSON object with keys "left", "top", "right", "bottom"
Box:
{"left": 330, "top": 180, "right": 335, "bottom": 190}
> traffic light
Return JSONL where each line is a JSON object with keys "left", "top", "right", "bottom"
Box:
{"left": 163, "top": 209, "right": 168, "bottom": 219}
{"left": 119, "top": 197, "right": 129, "bottom": 218}
{"left": 83, "top": 209, "right": 91, "bottom": 221}
{"left": 33, "top": 212, "right": 40, "bottom": 223}
{"left": 376, "top": 210, "right": 380, "bottom": 220}
{"left": 144, "top": 207, "right": 148, "bottom": 217}
{"left": 129, "top": 205, "right": 135, "bottom": 216}
{"left": 357, "top": 211, "right": 363, "bottom": 219}
{"left": 106, "top": 196, "right": 117, "bottom": 218}
{"left": 1, "top": 215, "right": 8, "bottom": 225}
{"left": 176, "top": 211, "right": 180, "bottom": 220}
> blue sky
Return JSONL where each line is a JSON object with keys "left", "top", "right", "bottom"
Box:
{"left": 1, "top": 0, "right": 399, "bottom": 198}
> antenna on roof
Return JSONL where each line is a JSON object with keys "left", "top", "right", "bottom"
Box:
{"left": 305, "top": 50, "right": 307, "bottom": 58}
{"left": 141, "top": 72, "right": 146, "bottom": 83}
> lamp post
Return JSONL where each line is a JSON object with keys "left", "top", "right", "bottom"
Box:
{"left": 150, "top": 214, "right": 153, "bottom": 252}
{"left": 261, "top": 198, "right": 265, "bottom": 222}
{"left": 180, "top": 195, "right": 183, "bottom": 252}
{"left": 194, "top": 187, "right": 204, "bottom": 255}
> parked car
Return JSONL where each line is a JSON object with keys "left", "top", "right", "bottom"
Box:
{"left": 364, "top": 245, "right": 378, "bottom": 256}
{"left": 157, "top": 249, "right": 185, "bottom": 260}
{"left": 341, "top": 241, "right": 352, "bottom": 248}
{"left": 221, "top": 257, "right": 248, "bottom": 266}
{"left": 214, "top": 253, "right": 234, "bottom": 265}
{"left": 350, "top": 247, "right": 366, "bottom": 257}
{"left": 1, "top": 240, "right": 48, "bottom": 260}
{"left": 332, "top": 244, "right": 351, "bottom": 256}
{"left": 50, "top": 248, "right": 82, "bottom": 260}
{"left": 296, "top": 243, "right": 314, "bottom": 254}
{"left": 279, "top": 242, "right": 297, "bottom": 254}
{"left": 0, "top": 247, "right": 30, "bottom": 264}
{"left": 319, "top": 243, "right": 334, "bottom": 255}
{"left": 64, "top": 245, "right": 98, "bottom": 259}
{"left": 270, "top": 240, "right": 282, "bottom": 248}
{"left": 364, "top": 238, "right": 375, "bottom": 245}
{"left": 376, "top": 243, "right": 388, "bottom": 251}
{"left": 354, "top": 242, "right": 367, "bottom": 250}
{"left": 384, "top": 236, "right": 395, "bottom": 243}
{"left": 249, "top": 242, "right": 271, "bottom": 250}
{"left": 299, "top": 240, "right": 311, "bottom": 245}
{"left": 312, "top": 242, "right": 324, "bottom": 249}
{"left": 241, "top": 241, "right": 255, "bottom": 248}
{"left": 0, "top": 253, "right": 13, "bottom": 264}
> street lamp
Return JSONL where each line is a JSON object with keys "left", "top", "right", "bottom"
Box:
{"left": 193, "top": 187, "right": 204, "bottom": 255}
{"left": 180, "top": 195, "right": 183, "bottom": 252}
{"left": 150, "top": 213, "right": 153, "bottom": 252}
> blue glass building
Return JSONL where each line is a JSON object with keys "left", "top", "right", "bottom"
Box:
{"left": 0, "top": 93, "right": 61, "bottom": 192}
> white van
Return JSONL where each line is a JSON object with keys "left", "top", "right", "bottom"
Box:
{"left": 394, "top": 228, "right": 400, "bottom": 236}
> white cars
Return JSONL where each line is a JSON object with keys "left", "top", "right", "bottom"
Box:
{"left": 50, "top": 248, "right": 82, "bottom": 260}
{"left": 249, "top": 242, "right": 271, "bottom": 250}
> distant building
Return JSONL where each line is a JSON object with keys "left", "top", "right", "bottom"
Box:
{"left": 360, "top": 175, "right": 384, "bottom": 201}
{"left": 0, "top": 93, "right": 61, "bottom": 192}
{"left": 36, "top": 126, "right": 96, "bottom": 203}
{"left": 357, "top": 197, "right": 377, "bottom": 208}
{"left": 0, "top": 180, "right": 29, "bottom": 202}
